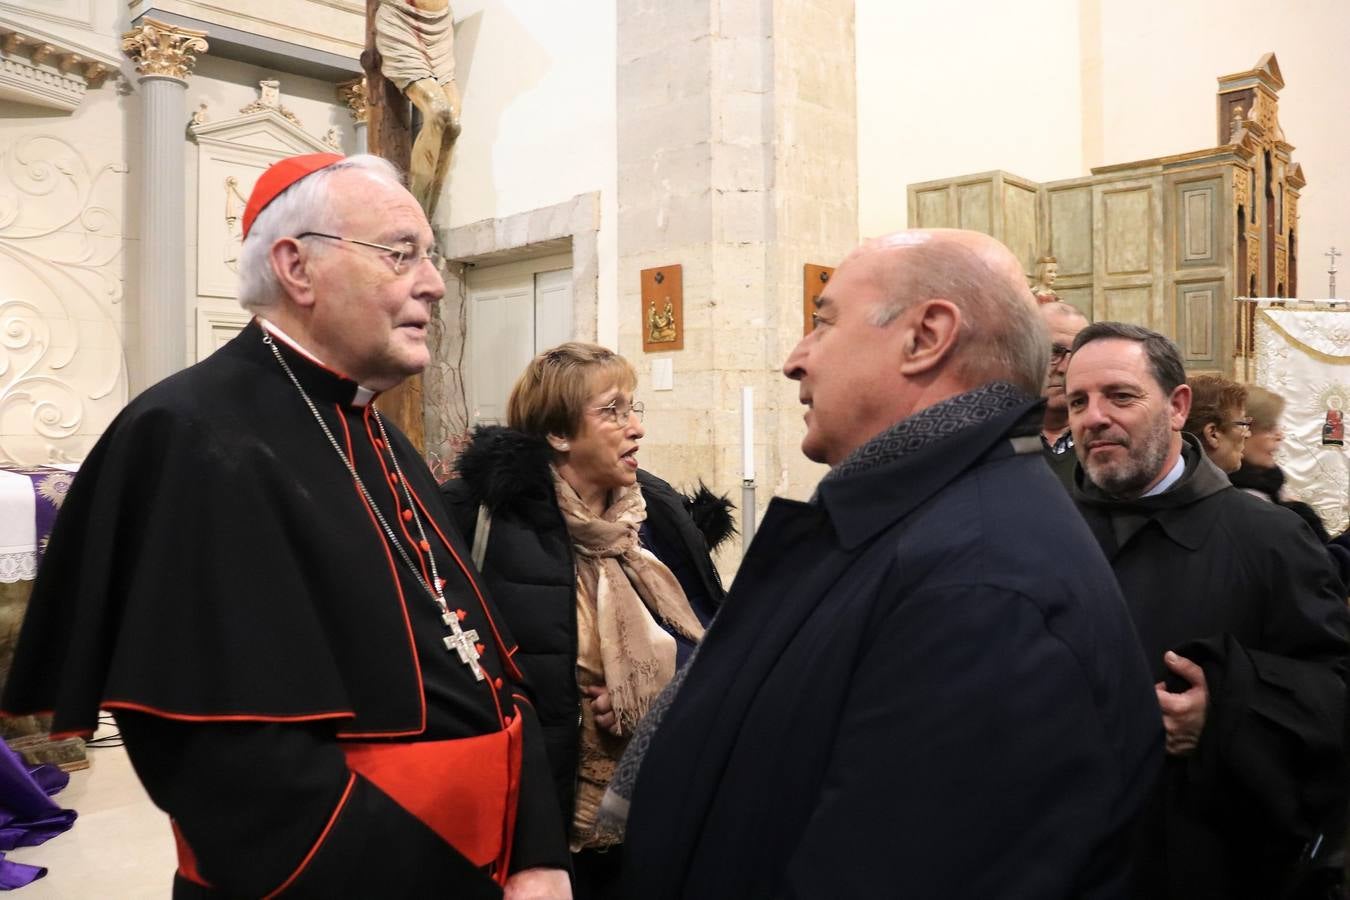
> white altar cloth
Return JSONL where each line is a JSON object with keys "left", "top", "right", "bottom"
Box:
{"left": 0, "top": 464, "right": 78, "bottom": 583}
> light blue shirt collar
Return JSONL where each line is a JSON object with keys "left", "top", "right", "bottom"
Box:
{"left": 1142, "top": 453, "right": 1186, "bottom": 498}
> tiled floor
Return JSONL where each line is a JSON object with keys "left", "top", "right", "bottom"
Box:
{"left": 10, "top": 735, "right": 176, "bottom": 898}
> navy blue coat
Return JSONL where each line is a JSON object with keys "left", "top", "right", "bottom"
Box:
{"left": 622, "top": 400, "right": 1163, "bottom": 899}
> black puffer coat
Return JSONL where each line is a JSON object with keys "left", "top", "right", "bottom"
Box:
{"left": 439, "top": 426, "right": 732, "bottom": 822}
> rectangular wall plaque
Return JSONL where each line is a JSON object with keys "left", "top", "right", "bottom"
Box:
{"left": 803, "top": 264, "right": 835, "bottom": 334}
{"left": 641, "top": 264, "right": 684, "bottom": 352}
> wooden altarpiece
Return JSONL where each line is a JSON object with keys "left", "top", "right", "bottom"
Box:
{"left": 907, "top": 53, "right": 1304, "bottom": 378}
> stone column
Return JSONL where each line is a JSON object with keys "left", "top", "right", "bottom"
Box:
{"left": 617, "top": 0, "right": 858, "bottom": 574}
{"left": 338, "top": 77, "right": 369, "bottom": 152}
{"left": 122, "top": 19, "right": 208, "bottom": 394}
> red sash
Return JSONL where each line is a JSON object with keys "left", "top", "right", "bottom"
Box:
{"left": 342, "top": 714, "right": 523, "bottom": 883}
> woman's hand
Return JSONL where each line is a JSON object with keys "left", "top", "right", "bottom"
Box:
{"left": 584, "top": 684, "right": 623, "bottom": 736}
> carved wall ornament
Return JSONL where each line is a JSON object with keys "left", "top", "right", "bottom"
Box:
{"left": 322, "top": 128, "right": 342, "bottom": 152}
{"left": 121, "top": 17, "right": 208, "bottom": 80}
{"left": 0, "top": 22, "right": 117, "bottom": 111}
{"left": 1233, "top": 167, "right": 1250, "bottom": 210}
{"left": 191, "top": 101, "right": 209, "bottom": 125}
{"left": 337, "top": 76, "right": 368, "bottom": 125}
{"left": 0, "top": 135, "right": 128, "bottom": 465}
{"left": 222, "top": 176, "right": 247, "bottom": 273}
{"left": 239, "top": 79, "right": 301, "bottom": 126}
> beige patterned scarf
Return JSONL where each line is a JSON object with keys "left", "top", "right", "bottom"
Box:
{"left": 553, "top": 469, "right": 705, "bottom": 732}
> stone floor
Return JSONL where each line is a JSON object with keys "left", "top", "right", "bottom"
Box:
{"left": 10, "top": 727, "right": 175, "bottom": 898}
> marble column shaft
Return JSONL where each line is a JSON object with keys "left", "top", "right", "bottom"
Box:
{"left": 135, "top": 74, "right": 189, "bottom": 394}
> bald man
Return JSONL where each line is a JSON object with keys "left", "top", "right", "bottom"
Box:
{"left": 620, "top": 230, "right": 1163, "bottom": 899}
{"left": 1040, "top": 301, "right": 1090, "bottom": 488}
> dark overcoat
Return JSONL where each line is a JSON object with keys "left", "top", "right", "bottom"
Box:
{"left": 1074, "top": 439, "right": 1350, "bottom": 899}
{"left": 621, "top": 401, "right": 1164, "bottom": 899}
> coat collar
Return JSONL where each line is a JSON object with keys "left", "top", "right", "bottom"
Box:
{"left": 816, "top": 398, "right": 1045, "bottom": 551}
{"left": 1074, "top": 435, "right": 1233, "bottom": 554}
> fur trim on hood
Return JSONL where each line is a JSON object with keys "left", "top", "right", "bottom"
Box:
{"left": 682, "top": 482, "right": 736, "bottom": 552}
{"left": 450, "top": 425, "right": 736, "bottom": 552}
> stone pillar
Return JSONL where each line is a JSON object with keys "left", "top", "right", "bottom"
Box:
{"left": 122, "top": 19, "right": 208, "bottom": 394}
{"left": 338, "top": 77, "right": 369, "bottom": 152}
{"left": 617, "top": 0, "right": 858, "bottom": 573}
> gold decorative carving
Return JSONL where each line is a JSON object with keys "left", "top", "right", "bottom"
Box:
{"left": 337, "top": 77, "right": 368, "bottom": 125}
{"left": 120, "top": 18, "right": 208, "bottom": 80}
{"left": 239, "top": 79, "right": 300, "bottom": 126}
{"left": 1232, "top": 167, "right": 1250, "bottom": 210}
{"left": 29, "top": 44, "right": 54, "bottom": 67}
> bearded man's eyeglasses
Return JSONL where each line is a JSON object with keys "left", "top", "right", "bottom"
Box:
{"left": 1225, "top": 418, "right": 1254, "bottom": 434}
{"left": 296, "top": 232, "right": 445, "bottom": 275}
{"left": 594, "top": 400, "right": 645, "bottom": 423}
{"left": 1049, "top": 344, "right": 1074, "bottom": 364}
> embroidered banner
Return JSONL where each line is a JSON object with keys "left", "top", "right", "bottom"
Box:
{"left": 1254, "top": 307, "right": 1350, "bottom": 534}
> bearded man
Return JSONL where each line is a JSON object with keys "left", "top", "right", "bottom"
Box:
{"left": 1066, "top": 321, "right": 1350, "bottom": 900}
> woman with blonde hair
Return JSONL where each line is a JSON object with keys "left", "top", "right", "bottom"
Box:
{"left": 440, "top": 342, "right": 731, "bottom": 899}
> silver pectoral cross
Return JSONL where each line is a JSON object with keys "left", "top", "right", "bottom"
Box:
{"left": 1328, "top": 246, "right": 1342, "bottom": 299}
{"left": 442, "top": 611, "right": 485, "bottom": 681}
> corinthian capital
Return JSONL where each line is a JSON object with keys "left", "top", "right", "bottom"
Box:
{"left": 121, "top": 18, "right": 208, "bottom": 80}
{"left": 337, "top": 77, "right": 368, "bottom": 125}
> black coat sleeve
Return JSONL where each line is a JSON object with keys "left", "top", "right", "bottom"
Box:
{"left": 506, "top": 696, "right": 572, "bottom": 874}
{"left": 114, "top": 711, "right": 502, "bottom": 898}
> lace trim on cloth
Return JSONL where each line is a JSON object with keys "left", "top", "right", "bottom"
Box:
{"left": 0, "top": 551, "right": 37, "bottom": 584}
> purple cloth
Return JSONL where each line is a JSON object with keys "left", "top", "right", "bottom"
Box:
{"left": 10, "top": 467, "right": 74, "bottom": 563}
{"left": 0, "top": 740, "right": 76, "bottom": 889}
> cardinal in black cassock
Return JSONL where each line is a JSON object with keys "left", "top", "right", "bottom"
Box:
{"left": 2, "top": 154, "right": 571, "bottom": 898}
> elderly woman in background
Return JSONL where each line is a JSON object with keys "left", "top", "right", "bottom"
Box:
{"left": 1183, "top": 373, "right": 1249, "bottom": 474}
{"left": 440, "top": 342, "right": 731, "bottom": 900}
{"left": 1230, "top": 385, "right": 1350, "bottom": 597}
{"left": 1231, "top": 385, "right": 1334, "bottom": 540}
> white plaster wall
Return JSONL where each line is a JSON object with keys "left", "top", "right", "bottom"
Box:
{"left": 1093, "top": 0, "right": 1350, "bottom": 297}
{"left": 446, "top": 0, "right": 618, "bottom": 348}
{"left": 0, "top": 1, "right": 132, "bottom": 464}
{"left": 855, "top": 0, "right": 1084, "bottom": 240}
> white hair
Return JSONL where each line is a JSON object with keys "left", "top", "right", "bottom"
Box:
{"left": 237, "top": 154, "right": 406, "bottom": 312}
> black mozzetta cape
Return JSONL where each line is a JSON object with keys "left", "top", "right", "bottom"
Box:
{"left": 2, "top": 319, "right": 567, "bottom": 897}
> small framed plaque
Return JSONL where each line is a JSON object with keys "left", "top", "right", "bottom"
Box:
{"left": 641, "top": 264, "right": 684, "bottom": 352}
{"left": 803, "top": 264, "right": 834, "bottom": 334}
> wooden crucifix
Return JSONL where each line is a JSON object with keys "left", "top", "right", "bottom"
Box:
{"left": 362, "top": 0, "right": 422, "bottom": 452}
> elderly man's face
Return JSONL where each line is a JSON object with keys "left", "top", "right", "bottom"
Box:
{"left": 782, "top": 248, "right": 913, "bottom": 466}
{"left": 1042, "top": 309, "right": 1087, "bottom": 412}
{"left": 1066, "top": 338, "right": 1188, "bottom": 497}
{"left": 306, "top": 172, "right": 444, "bottom": 390}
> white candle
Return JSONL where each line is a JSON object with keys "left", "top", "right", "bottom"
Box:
{"left": 741, "top": 386, "right": 755, "bottom": 481}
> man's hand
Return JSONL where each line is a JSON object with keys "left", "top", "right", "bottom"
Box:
{"left": 1154, "top": 650, "right": 1208, "bottom": 756}
{"left": 503, "top": 867, "right": 571, "bottom": 900}
{"left": 584, "top": 684, "right": 622, "bottom": 737}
